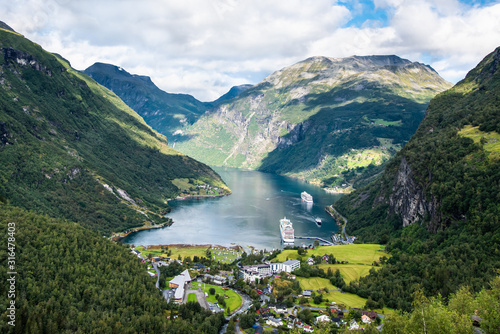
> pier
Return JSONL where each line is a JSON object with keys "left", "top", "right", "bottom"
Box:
{"left": 294, "top": 236, "right": 333, "bottom": 246}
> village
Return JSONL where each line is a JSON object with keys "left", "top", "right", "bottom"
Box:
{"left": 130, "top": 243, "right": 392, "bottom": 333}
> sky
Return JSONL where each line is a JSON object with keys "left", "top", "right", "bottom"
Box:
{"left": 4, "top": 0, "right": 500, "bottom": 101}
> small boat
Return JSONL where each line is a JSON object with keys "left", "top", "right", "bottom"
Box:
{"left": 315, "top": 217, "right": 322, "bottom": 226}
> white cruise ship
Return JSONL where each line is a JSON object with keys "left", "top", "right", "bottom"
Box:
{"left": 280, "top": 217, "right": 295, "bottom": 243}
{"left": 301, "top": 191, "right": 313, "bottom": 203}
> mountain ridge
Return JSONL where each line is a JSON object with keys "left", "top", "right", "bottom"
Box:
{"left": 174, "top": 54, "right": 452, "bottom": 188}
{"left": 0, "top": 27, "right": 229, "bottom": 235}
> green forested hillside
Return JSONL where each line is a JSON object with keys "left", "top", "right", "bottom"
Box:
{"left": 84, "top": 63, "right": 209, "bottom": 139}
{"left": 334, "top": 47, "right": 500, "bottom": 311}
{"left": 0, "top": 205, "right": 225, "bottom": 333}
{"left": 0, "top": 28, "right": 228, "bottom": 234}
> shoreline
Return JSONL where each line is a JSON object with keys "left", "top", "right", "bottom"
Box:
{"left": 111, "top": 221, "right": 173, "bottom": 242}
{"left": 172, "top": 192, "right": 230, "bottom": 201}
{"left": 133, "top": 243, "right": 244, "bottom": 252}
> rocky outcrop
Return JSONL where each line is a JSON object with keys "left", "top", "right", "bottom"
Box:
{"left": 3, "top": 47, "right": 54, "bottom": 76}
{"left": 388, "top": 157, "right": 439, "bottom": 228}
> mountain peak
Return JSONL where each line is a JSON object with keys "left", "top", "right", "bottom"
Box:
{"left": 0, "top": 21, "right": 15, "bottom": 33}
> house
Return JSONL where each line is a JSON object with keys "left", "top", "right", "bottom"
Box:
{"left": 349, "top": 320, "right": 359, "bottom": 330}
{"left": 148, "top": 271, "right": 156, "bottom": 277}
{"left": 331, "top": 317, "right": 342, "bottom": 326}
{"left": 169, "top": 269, "right": 192, "bottom": 303}
{"left": 307, "top": 257, "right": 314, "bottom": 266}
{"left": 213, "top": 275, "right": 226, "bottom": 285}
{"left": 273, "top": 304, "right": 287, "bottom": 314}
{"left": 254, "top": 325, "right": 263, "bottom": 334}
{"left": 302, "top": 290, "right": 312, "bottom": 298}
{"left": 259, "top": 306, "right": 270, "bottom": 314}
{"left": 191, "top": 263, "right": 205, "bottom": 270}
{"left": 287, "top": 321, "right": 294, "bottom": 329}
{"left": 304, "top": 324, "right": 314, "bottom": 333}
{"left": 151, "top": 256, "right": 161, "bottom": 262}
{"left": 322, "top": 254, "right": 330, "bottom": 262}
{"left": 266, "top": 317, "right": 283, "bottom": 327}
{"left": 156, "top": 261, "right": 168, "bottom": 267}
{"left": 315, "top": 315, "right": 331, "bottom": 324}
{"left": 261, "top": 312, "right": 274, "bottom": 320}
{"left": 362, "top": 314, "right": 372, "bottom": 324}
{"left": 363, "top": 310, "right": 378, "bottom": 321}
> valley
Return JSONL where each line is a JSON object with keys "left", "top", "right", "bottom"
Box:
{"left": 1, "top": 13, "right": 500, "bottom": 334}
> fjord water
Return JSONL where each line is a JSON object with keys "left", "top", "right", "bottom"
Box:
{"left": 123, "top": 167, "right": 343, "bottom": 250}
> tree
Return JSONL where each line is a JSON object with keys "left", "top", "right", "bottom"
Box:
{"left": 209, "top": 287, "right": 216, "bottom": 295}
{"left": 313, "top": 240, "right": 320, "bottom": 248}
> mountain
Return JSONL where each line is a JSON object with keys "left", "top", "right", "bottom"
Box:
{"left": 0, "top": 26, "right": 229, "bottom": 235}
{"left": 211, "top": 84, "right": 253, "bottom": 105}
{"left": 173, "top": 55, "right": 452, "bottom": 188}
{"left": 333, "top": 47, "right": 500, "bottom": 311}
{"left": 83, "top": 62, "right": 210, "bottom": 138}
{"left": 83, "top": 63, "right": 253, "bottom": 139}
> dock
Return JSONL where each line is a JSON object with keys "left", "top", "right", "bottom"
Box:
{"left": 294, "top": 236, "right": 333, "bottom": 246}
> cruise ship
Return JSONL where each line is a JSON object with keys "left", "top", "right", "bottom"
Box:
{"left": 301, "top": 191, "right": 313, "bottom": 203}
{"left": 280, "top": 217, "right": 295, "bottom": 244}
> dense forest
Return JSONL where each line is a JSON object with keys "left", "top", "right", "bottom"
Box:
{"left": 0, "top": 204, "right": 225, "bottom": 333}
{"left": 334, "top": 47, "right": 500, "bottom": 311}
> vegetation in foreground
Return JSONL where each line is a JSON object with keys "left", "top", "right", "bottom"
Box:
{"left": 0, "top": 204, "right": 225, "bottom": 333}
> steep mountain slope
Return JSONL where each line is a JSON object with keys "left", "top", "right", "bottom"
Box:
{"left": 174, "top": 55, "right": 452, "bottom": 188}
{"left": 0, "top": 27, "right": 229, "bottom": 235}
{"left": 84, "top": 63, "right": 253, "bottom": 139}
{"left": 334, "top": 47, "right": 500, "bottom": 311}
{"left": 84, "top": 62, "right": 208, "bottom": 138}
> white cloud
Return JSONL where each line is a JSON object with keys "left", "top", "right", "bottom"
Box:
{"left": 3, "top": 0, "right": 500, "bottom": 100}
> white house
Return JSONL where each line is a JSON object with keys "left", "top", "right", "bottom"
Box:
{"left": 349, "top": 320, "right": 359, "bottom": 330}
{"left": 304, "top": 324, "right": 314, "bottom": 333}
{"left": 315, "top": 315, "right": 331, "bottom": 324}
{"left": 266, "top": 317, "right": 283, "bottom": 327}
{"left": 362, "top": 314, "right": 372, "bottom": 324}
{"left": 169, "top": 269, "right": 192, "bottom": 303}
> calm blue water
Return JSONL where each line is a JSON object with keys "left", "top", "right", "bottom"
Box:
{"left": 123, "top": 167, "right": 343, "bottom": 250}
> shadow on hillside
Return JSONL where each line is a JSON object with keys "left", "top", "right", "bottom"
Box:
{"left": 258, "top": 93, "right": 428, "bottom": 178}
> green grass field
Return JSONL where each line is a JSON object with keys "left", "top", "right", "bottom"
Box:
{"left": 459, "top": 125, "right": 500, "bottom": 159}
{"left": 134, "top": 245, "right": 242, "bottom": 263}
{"left": 274, "top": 244, "right": 389, "bottom": 286}
{"left": 187, "top": 293, "right": 198, "bottom": 303}
{"left": 315, "top": 264, "right": 380, "bottom": 284}
{"left": 191, "top": 282, "right": 242, "bottom": 315}
{"left": 297, "top": 277, "right": 393, "bottom": 314}
{"left": 274, "top": 244, "right": 389, "bottom": 265}
{"left": 211, "top": 247, "right": 242, "bottom": 264}
{"left": 134, "top": 245, "right": 210, "bottom": 261}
